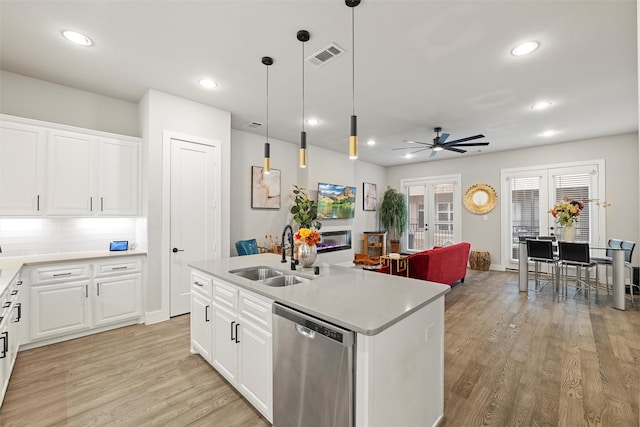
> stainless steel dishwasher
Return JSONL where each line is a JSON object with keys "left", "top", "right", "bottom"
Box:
{"left": 273, "top": 303, "right": 355, "bottom": 427}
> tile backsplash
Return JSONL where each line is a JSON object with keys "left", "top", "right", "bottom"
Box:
{"left": 0, "top": 217, "right": 147, "bottom": 256}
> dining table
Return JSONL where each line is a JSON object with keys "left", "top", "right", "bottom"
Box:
{"left": 518, "top": 241, "right": 627, "bottom": 310}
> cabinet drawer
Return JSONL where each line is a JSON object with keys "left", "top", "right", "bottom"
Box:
{"left": 213, "top": 280, "right": 238, "bottom": 312}
{"left": 239, "top": 291, "right": 272, "bottom": 332}
{"left": 94, "top": 257, "right": 142, "bottom": 277}
{"left": 191, "top": 271, "right": 213, "bottom": 298}
{"left": 32, "top": 263, "right": 90, "bottom": 284}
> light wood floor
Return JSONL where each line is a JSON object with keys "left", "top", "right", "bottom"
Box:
{"left": 1, "top": 270, "right": 638, "bottom": 426}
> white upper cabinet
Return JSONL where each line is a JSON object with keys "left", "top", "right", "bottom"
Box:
{"left": 98, "top": 138, "right": 140, "bottom": 216}
{"left": 47, "top": 129, "right": 98, "bottom": 215}
{"left": 0, "top": 115, "right": 141, "bottom": 217}
{"left": 0, "top": 121, "right": 46, "bottom": 215}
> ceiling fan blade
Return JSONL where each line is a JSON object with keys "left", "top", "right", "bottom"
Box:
{"left": 444, "top": 134, "right": 485, "bottom": 145}
{"left": 444, "top": 146, "right": 467, "bottom": 153}
{"left": 409, "top": 148, "right": 430, "bottom": 155}
{"left": 392, "top": 147, "right": 413, "bottom": 150}
{"left": 437, "top": 133, "right": 450, "bottom": 144}
{"left": 447, "top": 142, "right": 490, "bottom": 147}
{"left": 403, "top": 139, "right": 432, "bottom": 147}
{"left": 429, "top": 150, "right": 438, "bottom": 158}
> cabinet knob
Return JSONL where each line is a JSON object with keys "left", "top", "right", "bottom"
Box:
{"left": 172, "top": 248, "right": 184, "bottom": 253}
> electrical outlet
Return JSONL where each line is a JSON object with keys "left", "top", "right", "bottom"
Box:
{"left": 424, "top": 323, "right": 435, "bottom": 342}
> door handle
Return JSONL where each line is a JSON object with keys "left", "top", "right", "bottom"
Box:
{"left": 172, "top": 248, "right": 184, "bottom": 253}
{"left": 14, "top": 303, "right": 21, "bottom": 322}
{"left": 230, "top": 321, "right": 235, "bottom": 341}
{"left": 295, "top": 324, "right": 316, "bottom": 339}
{"left": 0, "top": 332, "right": 6, "bottom": 359}
{"left": 235, "top": 323, "right": 240, "bottom": 344}
{"left": 205, "top": 305, "right": 210, "bottom": 322}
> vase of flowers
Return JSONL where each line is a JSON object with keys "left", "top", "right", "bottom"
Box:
{"left": 549, "top": 199, "right": 584, "bottom": 242}
{"left": 294, "top": 228, "right": 320, "bottom": 268}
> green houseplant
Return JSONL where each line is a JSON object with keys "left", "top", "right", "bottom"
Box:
{"left": 379, "top": 186, "right": 407, "bottom": 253}
{"left": 290, "top": 185, "right": 322, "bottom": 230}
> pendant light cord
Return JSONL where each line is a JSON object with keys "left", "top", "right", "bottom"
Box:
{"left": 302, "top": 40, "right": 305, "bottom": 132}
{"left": 266, "top": 63, "right": 269, "bottom": 143}
{"left": 351, "top": 6, "right": 355, "bottom": 116}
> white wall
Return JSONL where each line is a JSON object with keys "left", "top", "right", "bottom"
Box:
{"left": 230, "top": 129, "right": 386, "bottom": 265}
{"left": 139, "top": 89, "right": 231, "bottom": 323}
{"left": 0, "top": 70, "right": 139, "bottom": 137}
{"left": 386, "top": 133, "right": 639, "bottom": 268}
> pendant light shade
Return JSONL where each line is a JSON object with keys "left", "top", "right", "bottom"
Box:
{"left": 346, "top": 0, "right": 361, "bottom": 160}
{"left": 297, "top": 30, "right": 310, "bottom": 168}
{"left": 262, "top": 56, "right": 273, "bottom": 173}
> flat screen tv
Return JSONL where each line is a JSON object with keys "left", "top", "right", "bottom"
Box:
{"left": 317, "top": 183, "right": 356, "bottom": 219}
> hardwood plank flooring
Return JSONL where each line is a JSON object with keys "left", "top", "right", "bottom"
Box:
{"left": 1, "top": 269, "right": 638, "bottom": 426}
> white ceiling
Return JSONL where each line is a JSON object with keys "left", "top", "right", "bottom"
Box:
{"left": 1, "top": 0, "right": 637, "bottom": 167}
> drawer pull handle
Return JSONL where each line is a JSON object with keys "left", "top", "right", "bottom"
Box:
{"left": 194, "top": 281, "right": 204, "bottom": 287}
{"left": 53, "top": 272, "right": 72, "bottom": 277}
{"left": 2, "top": 302, "right": 10, "bottom": 308}
{"left": 17, "top": 281, "right": 23, "bottom": 286}
{"left": 111, "top": 266, "right": 128, "bottom": 270}
{"left": 10, "top": 290, "right": 18, "bottom": 296}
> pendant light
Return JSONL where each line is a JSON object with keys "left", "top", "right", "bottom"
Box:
{"left": 297, "top": 30, "right": 310, "bottom": 168}
{"left": 262, "top": 56, "right": 273, "bottom": 173}
{"left": 346, "top": 0, "right": 361, "bottom": 160}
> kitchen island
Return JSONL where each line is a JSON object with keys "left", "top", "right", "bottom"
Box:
{"left": 189, "top": 253, "right": 449, "bottom": 427}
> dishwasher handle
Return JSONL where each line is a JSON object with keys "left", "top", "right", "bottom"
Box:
{"left": 295, "top": 324, "right": 316, "bottom": 339}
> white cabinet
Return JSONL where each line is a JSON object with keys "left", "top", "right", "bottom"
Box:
{"left": 30, "top": 280, "right": 91, "bottom": 340}
{"left": 27, "top": 256, "right": 144, "bottom": 345}
{"left": 189, "top": 270, "right": 273, "bottom": 422}
{"left": 0, "top": 121, "right": 46, "bottom": 215}
{"left": 190, "top": 270, "right": 213, "bottom": 362}
{"left": 47, "top": 130, "right": 140, "bottom": 216}
{"left": 0, "top": 115, "right": 141, "bottom": 217}
{"left": 0, "top": 274, "right": 24, "bottom": 406}
{"left": 47, "top": 129, "right": 97, "bottom": 215}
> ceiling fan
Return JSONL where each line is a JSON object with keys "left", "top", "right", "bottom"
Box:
{"left": 395, "top": 127, "right": 489, "bottom": 158}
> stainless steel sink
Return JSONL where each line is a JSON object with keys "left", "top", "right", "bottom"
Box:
{"left": 228, "top": 266, "right": 310, "bottom": 287}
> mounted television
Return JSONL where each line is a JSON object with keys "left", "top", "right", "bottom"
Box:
{"left": 317, "top": 182, "right": 356, "bottom": 219}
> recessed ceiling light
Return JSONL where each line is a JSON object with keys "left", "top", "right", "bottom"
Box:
{"left": 403, "top": 153, "right": 413, "bottom": 159}
{"left": 198, "top": 79, "right": 218, "bottom": 89}
{"left": 61, "top": 30, "right": 93, "bottom": 46}
{"left": 541, "top": 130, "right": 557, "bottom": 137}
{"left": 511, "top": 41, "right": 539, "bottom": 56}
{"left": 305, "top": 118, "right": 320, "bottom": 126}
{"left": 531, "top": 101, "right": 552, "bottom": 110}
{"left": 366, "top": 139, "right": 376, "bottom": 146}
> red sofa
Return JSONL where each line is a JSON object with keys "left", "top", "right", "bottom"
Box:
{"left": 379, "top": 242, "right": 471, "bottom": 286}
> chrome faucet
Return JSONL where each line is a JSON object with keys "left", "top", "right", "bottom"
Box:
{"left": 281, "top": 225, "right": 297, "bottom": 270}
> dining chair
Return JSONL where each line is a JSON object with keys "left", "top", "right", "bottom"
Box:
{"left": 235, "top": 238, "right": 259, "bottom": 256}
{"left": 621, "top": 240, "right": 636, "bottom": 304}
{"left": 526, "top": 239, "right": 560, "bottom": 301}
{"left": 592, "top": 238, "right": 623, "bottom": 296}
{"left": 558, "top": 241, "right": 598, "bottom": 306}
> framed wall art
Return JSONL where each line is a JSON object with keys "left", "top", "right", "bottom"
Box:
{"left": 363, "top": 182, "right": 377, "bottom": 211}
{"left": 251, "top": 166, "right": 281, "bottom": 209}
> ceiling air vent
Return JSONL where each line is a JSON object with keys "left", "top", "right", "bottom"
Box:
{"left": 243, "top": 121, "right": 263, "bottom": 129}
{"left": 307, "top": 43, "right": 345, "bottom": 68}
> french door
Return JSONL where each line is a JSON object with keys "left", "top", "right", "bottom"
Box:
{"left": 501, "top": 160, "right": 605, "bottom": 270}
{"left": 401, "top": 175, "right": 461, "bottom": 253}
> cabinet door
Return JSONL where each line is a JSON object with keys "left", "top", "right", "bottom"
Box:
{"left": 238, "top": 318, "right": 273, "bottom": 421}
{"left": 98, "top": 138, "right": 140, "bottom": 216}
{"left": 30, "top": 281, "right": 91, "bottom": 341}
{"left": 47, "top": 130, "right": 97, "bottom": 215}
{"left": 190, "top": 291, "right": 212, "bottom": 362}
{"left": 212, "top": 305, "right": 238, "bottom": 384}
{"left": 94, "top": 274, "right": 142, "bottom": 327}
{"left": 0, "top": 121, "right": 46, "bottom": 216}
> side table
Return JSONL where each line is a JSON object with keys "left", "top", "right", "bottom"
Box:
{"left": 380, "top": 254, "right": 409, "bottom": 277}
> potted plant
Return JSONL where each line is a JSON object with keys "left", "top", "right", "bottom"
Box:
{"left": 290, "top": 185, "right": 322, "bottom": 230}
{"left": 379, "top": 186, "right": 407, "bottom": 253}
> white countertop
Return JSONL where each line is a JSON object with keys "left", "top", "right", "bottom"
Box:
{"left": 189, "top": 253, "right": 450, "bottom": 336}
{"left": 0, "top": 250, "right": 147, "bottom": 296}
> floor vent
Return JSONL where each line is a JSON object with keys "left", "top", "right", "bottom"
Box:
{"left": 307, "top": 43, "right": 345, "bottom": 67}
{"left": 243, "top": 121, "right": 263, "bottom": 129}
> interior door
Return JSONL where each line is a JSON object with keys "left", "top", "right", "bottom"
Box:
{"left": 170, "top": 139, "right": 217, "bottom": 316}
{"left": 403, "top": 175, "right": 461, "bottom": 252}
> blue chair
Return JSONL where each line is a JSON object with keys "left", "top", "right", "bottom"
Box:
{"left": 236, "top": 239, "right": 259, "bottom": 256}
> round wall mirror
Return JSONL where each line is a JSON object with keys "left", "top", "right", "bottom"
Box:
{"left": 464, "top": 183, "right": 498, "bottom": 214}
